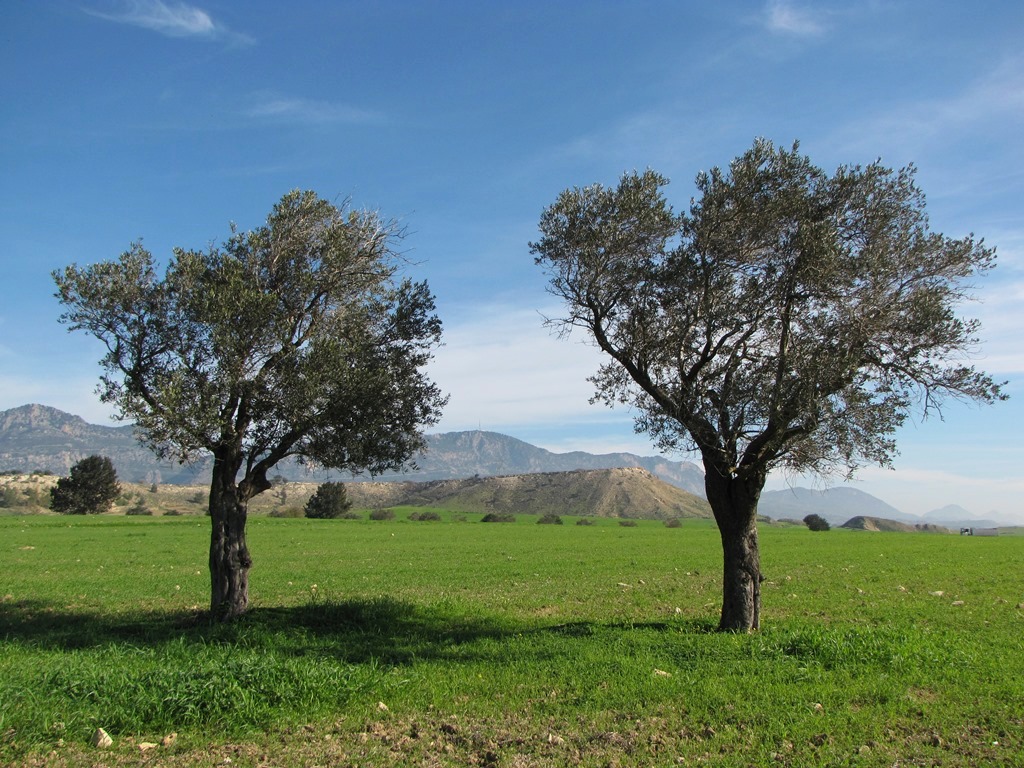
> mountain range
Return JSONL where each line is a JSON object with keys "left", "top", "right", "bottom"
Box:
{"left": 1, "top": 404, "right": 1010, "bottom": 529}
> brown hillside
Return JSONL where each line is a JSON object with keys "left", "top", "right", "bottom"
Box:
{"left": 345, "top": 467, "right": 710, "bottom": 520}
{"left": 841, "top": 516, "right": 952, "bottom": 533}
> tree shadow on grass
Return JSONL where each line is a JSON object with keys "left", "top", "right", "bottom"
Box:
{"left": 0, "top": 596, "right": 718, "bottom": 664}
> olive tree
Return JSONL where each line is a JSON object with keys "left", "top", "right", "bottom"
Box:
{"left": 50, "top": 455, "right": 121, "bottom": 515}
{"left": 532, "top": 139, "right": 1005, "bottom": 631}
{"left": 54, "top": 190, "right": 447, "bottom": 620}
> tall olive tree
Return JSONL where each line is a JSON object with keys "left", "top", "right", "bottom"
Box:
{"left": 532, "top": 140, "right": 1005, "bottom": 631}
{"left": 54, "top": 190, "right": 447, "bottom": 620}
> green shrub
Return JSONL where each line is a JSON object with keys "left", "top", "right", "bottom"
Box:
{"left": 270, "top": 507, "right": 304, "bottom": 518}
{"left": 803, "top": 513, "right": 831, "bottom": 531}
{"left": 125, "top": 497, "right": 152, "bottom": 516}
{"left": 304, "top": 482, "right": 353, "bottom": 519}
{"left": 537, "top": 513, "right": 563, "bottom": 525}
{"left": 664, "top": 518, "right": 682, "bottom": 528}
{"left": 576, "top": 518, "right": 595, "bottom": 526}
{"left": 481, "top": 512, "right": 515, "bottom": 523}
{"left": 618, "top": 519, "right": 638, "bottom": 527}
{"left": 408, "top": 510, "right": 441, "bottom": 521}
{"left": 164, "top": 509, "right": 184, "bottom": 516}
{"left": 369, "top": 508, "right": 396, "bottom": 521}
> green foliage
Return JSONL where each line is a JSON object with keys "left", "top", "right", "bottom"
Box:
{"left": 49, "top": 455, "right": 120, "bottom": 515}
{"left": 537, "top": 513, "right": 563, "bottom": 525}
{"left": 803, "top": 513, "right": 831, "bottom": 531}
{"left": 664, "top": 517, "right": 683, "bottom": 528}
{"left": 304, "top": 482, "right": 353, "bottom": 519}
{"left": 481, "top": 511, "right": 515, "bottom": 523}
{"left": 618, "top": 519, "right": 638, "bottom": 527}
{"left": 368, "top": 508, "right": 396, "bottom": 521}
{"left": 125, "top": 495, "right": 152, "bottom": 516}
{"left": 407, "top": 510, "right": 441, "bottom": 521}
{"left": 532, "top": 139, "right": 1004, "bottom": 480}
{"left": 53, "top": 191, "right": 447, "bottom": 478}
{"left": 576, "top": 517, "right": 595, "bottom": 526}
{"left": 0, "top": 485, "right": 22, "bottom": 508}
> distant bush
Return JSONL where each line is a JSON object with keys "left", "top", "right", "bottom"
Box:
{"left": 0, "top": 486, "right": 20, "bottom": 508}
{"left": 537, "top": 513, "right": 563, "bottom": 525}
{"left": 481, "top": 512, "right": 515, "bottom": 523}
{"left": 576, "top": 518, "right": 595, "bottom": 526}
{"left": 50, "top": 455, "right": 120, "bottom": 515}
{"left": 803, "top": 513, "right": 831, "bottom": 531}
{"left": 125, "top": 497, "right": 152, "bottom": 516}
{"left": 187, "top": 491, "right": 205, "bottom": 504}
{"left": 304, "top": 482, "right": 353, "bottom": 519}
{"left": 618, "top": 519, "right": 638, "bottom": 527}
{"left": 408, "top": 510, "right": 442, "bottom": 521}
{"left": 270, "top": 506, "right": 304, "bottom": 518}
{"left": 164, "top": 508, "right": 184, "bottom": 516}
{"left": 369, "top": 508, "right": 396, "bottom": 521}
{"left": 452, "top": 514, "right": 467, "bottom": 523}
{"left": 664, "top": 518, "right": 682, "bottom": 528}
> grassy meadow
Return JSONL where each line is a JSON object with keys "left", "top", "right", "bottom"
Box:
{"left": 1, "top": 511, "right": 1022, "bottom": 766}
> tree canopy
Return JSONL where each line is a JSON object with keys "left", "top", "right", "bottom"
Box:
{"left": 304, "top": 481, "right": 353, "bottom": 519}
{"left": 54, "top": 190, "right": 447, "bottom": 618}
{"left": 50, "top": 455, "right": 120, "bottom": 515}
{"left": 532, "top": 139, "right": 1005, "bottom": 630}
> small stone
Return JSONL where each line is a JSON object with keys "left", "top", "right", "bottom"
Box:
{"left": 653, "top": 669, "right": 672, "bottom": 677}
{"left": 812, "top": 702, "right": 824, "bottom": 712}
{"left": 930, "top": 591, "right": 944, "bottom": 597}
{"left": 161, "top": 732, "right": 178, "bottom": 747}
{"left": 91, "top": 728, "right": 113, "bottom": 749}
{"left": 858, "top": 744, "right": 872, "bottom": 754}
{"left": 547, "top": 733, "right": 564, "bottom": 745}
{"left": 952, "top": 600, "right": 965, "bottom": 606}
{"left": 139, "top": 742, "right": 158, "bottom": 752}
{"left": 377, "top": 701, "right": 389, "bottom": 711}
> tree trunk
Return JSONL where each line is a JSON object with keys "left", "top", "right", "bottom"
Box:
{"left": 208, "top": 452, "right": 252, "bottom": 621}
{"left": 703, "top": 463, "right": 764, "bottom": 632}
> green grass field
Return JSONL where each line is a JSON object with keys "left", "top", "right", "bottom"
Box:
{"left": 1, "top": 512, "right": 1021, "bottom": 766}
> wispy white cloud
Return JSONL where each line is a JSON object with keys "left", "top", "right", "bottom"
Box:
{"left": 244, "top": 95, "right": 386, "bottom": 126}
{"left": 830, "top": 56, "right": 1024, "bottom": 162}
{"left": 428, "top": 304, "right": 621, "bottom": 434}
{"left": 85, "top": 0, "right": 252, "bottom": 43}
{"left": 763, "top": 0, "right": 828, "bottom": 37}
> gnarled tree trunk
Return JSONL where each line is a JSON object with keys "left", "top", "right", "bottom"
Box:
{"left": 704, "top": 464, "right": 763, "bottom": 632}
{"left": 208, "top": 451, "right": 252, "bottom": 621}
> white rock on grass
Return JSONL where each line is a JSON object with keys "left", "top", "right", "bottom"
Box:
{"left": 91, "top": 728, "right": 113, "bottom": 749}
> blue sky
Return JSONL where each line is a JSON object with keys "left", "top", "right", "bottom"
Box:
{"left": 2, "top": 1, "right": 1022, "bottom": 521}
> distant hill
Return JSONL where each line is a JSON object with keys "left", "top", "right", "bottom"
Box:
{"left": 0, "top": 404, "right": 205, "bottom": 484}
{"left": 0, "top": 405, "right": 704, "bottom": 494}
{"left": 345, "top": 467, "right": 711, "bottom": 520}
{"left": 841, "top": 516, "right": 952, "bottom": 534}
{"left": 371, "top": 430, "right": 706, "bottom": 496}
{"left": 758, "top": 487, "right": 914, "bottom": 527}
